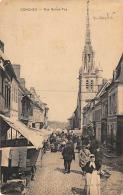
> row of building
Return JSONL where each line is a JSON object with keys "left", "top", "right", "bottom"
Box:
{"left": 68, "top": 1, "right": 123, "bottom": 154}
{"left": 0, "top": 40, "right": 49, "bottom": 130}
{"left": 83, "top": 54, "right": 123, "bottom": 154}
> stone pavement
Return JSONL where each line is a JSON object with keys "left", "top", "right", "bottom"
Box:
{"left": 101, "top": 155, "right": 123, "bottom": 195}
{"left": 26, "top": 151, "right": 84, "bottom": 195}
{"left": 26, "top": 151, "right": 123, "bottom": 195}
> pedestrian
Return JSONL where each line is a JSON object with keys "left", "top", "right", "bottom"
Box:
{"left": 43, "top": 140, "right": 47, "bottom": 153}
{"left": 89, "top": 139, "right": 99, "bottom": 154}
{"left": 79, "top": 145, "right": 91, "bottom": 174}
{"left": 62, "top": 141, "right": 75, "bottom": 174}
{"left": 60, "top": 140, "right": 66, "bottom": 152}
{"left": 95, "top": 147, "right": 103, "bottom": 167}
{"left": 83, "top": 154, "right": 101, "bottom": 195}
{"left": 31, "top": 165, "right": 36, "bottom": 181}
{"left": 76, "top": 136, "right": 82, "bottom": 152}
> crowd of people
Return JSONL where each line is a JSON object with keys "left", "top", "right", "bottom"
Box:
{"left": 43, "top": 130, "right": 103, "bottom": 195}
{"left": 65, "top": 133, "right": 102, "bottom": 195}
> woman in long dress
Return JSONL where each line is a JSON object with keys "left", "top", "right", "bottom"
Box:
{"left": 79, "top": 145, "right": 91, "bottom": 173}
{"left": 83, "top": 154, "right": 101, "bottom": 195}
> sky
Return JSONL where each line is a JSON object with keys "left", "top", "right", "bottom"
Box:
{"left": 0, "top": 0, "right": 123, "bottom": 122}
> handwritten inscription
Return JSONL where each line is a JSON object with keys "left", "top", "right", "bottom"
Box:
{"left": 93, "top": 12, "right": 116, "bottom": 20}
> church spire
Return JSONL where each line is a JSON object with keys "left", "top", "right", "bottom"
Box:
{"left": 85, "top": 0, "right": 91, "bottom": 45}
{"left": 82, "top": 0, "right": 94, "bottom": 73}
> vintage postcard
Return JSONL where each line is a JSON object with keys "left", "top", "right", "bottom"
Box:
{"left": 0, "top": 0, "right": 123, "bottom": 194}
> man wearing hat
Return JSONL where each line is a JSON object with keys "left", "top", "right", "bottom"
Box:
{"left": 62, "top": 141, "right": 75, "bottom": 174}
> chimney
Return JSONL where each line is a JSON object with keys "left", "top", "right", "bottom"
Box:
{"left": 12, "top": 64, "right": 21, "bottom": 80}
{"left": 0, "top": 40, "right": 4, "bottom": 52}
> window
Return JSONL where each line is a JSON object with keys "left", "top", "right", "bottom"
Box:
{"left": 1, "top": 77, "right": 4, "bottom": 95}
{"left": 14, "top": 87, "right": 16, "bottom": 102}
{"left": 15, "top": 89, "right": 18, "bottom": 103}
{"left": 86, "top": 80, "right": 89, "bottom": 89}
{"left": 112, "top": 93, "right": 116, "bottom": 114}
{"left": 11, "top": 87, "right": 14, "bottom": 101}
{"left": 32, "top": 123, "right": 35, "bottom": 128}
{"left": 88, "top": 54, "right": 91, "bottom": 62}
{"left": 91, "top": 80, "right": 93, "bottom": 90}
{"left": 8, "top": 88, "right": 10, "bottom": 108}
{"left": 5, "top": 85, "right": 7, "bottom": 107}
{"left": 109, "top": 96, "right": 112, "bottom": 114}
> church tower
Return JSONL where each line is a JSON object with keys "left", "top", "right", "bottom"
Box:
{"left": 78, "top": 0, "right": 103, "bottom": 130}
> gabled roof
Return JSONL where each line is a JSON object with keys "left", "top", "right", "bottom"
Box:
{"left": 96, "top": 80, "right": 111, "bottom": 99}
{"left": 113, "top": 53, "right": 123, "bottom": 83}
{"left": 0, "top": 49, "right": 18, "bottom": 82}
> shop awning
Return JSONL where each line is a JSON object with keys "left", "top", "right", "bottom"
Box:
{"left": 32, "top": 128, "right": 53, "bottom": 139}
{"left": 0, "top": 114, "right": 44, "bottom": 149}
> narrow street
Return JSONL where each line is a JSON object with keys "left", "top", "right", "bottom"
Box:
{"left": 26, "top": 151, "right": 123, "bottom": 195}
{"left": 26, "top": 151, "right": 84, "bottom": 195}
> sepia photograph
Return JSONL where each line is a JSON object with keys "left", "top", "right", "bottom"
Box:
{"left": 0, "top": 0, "right": 123, "bottom": 194}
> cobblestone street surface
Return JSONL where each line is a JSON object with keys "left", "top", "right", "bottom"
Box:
{"left": 26, "top": 152, "right": 123, "bottom": 195}
{"left": 101, "top": 156, "right": 123, "bottom": 195}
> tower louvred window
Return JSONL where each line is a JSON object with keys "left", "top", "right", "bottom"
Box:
{"left": 88, "top": 54, "right": 91, "bottom": 62}
{"left": 91, "top": 80, "right": 94, "bottom": 91}
{"left": 86, "top": 80, "right": 89, "bottom": 89}
{"left": 91, "top": 80, "right": 93, "bottom": 86}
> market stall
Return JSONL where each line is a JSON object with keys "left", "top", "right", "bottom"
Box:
{"left": 0, "top": 114, "right": 47, "bottom": 183}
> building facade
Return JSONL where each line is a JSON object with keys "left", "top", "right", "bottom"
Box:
{"left": 69, "top": 0, "right": 103, "bottom": 130}
{"left": 0, "top": 65, "right": 11, "bottom": 116}
{"left": 107, "top": 54, "right": 123, "bottom": 154}
{"left": 0, "top": 44, "right": 12, "bottom": 117}
{"left": 28, "top": 87, "right": 49, "bottom": 129}
{"left": 100, "top": 86, "right": 108, "bottom": 143}
{"left": 79, "top": 0, "right": 103, "bottom": 130}
{"left": 83, "top": 54, "right": 123, "bottom": 154}
{"left": 10, "top": 77, "right": 19, "bottom": 119}
{"left": 20, "top": 94, "right": 33, "bottom": 125}
{"left": 0, "top": 40, "right": 49, "bottom": 131}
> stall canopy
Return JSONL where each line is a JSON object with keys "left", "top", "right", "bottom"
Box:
{"left": 0, "top": 114, "right": 45, "bottom": 149}
{"left": 33, "top": 128, "right": 53, "bottom": 139}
